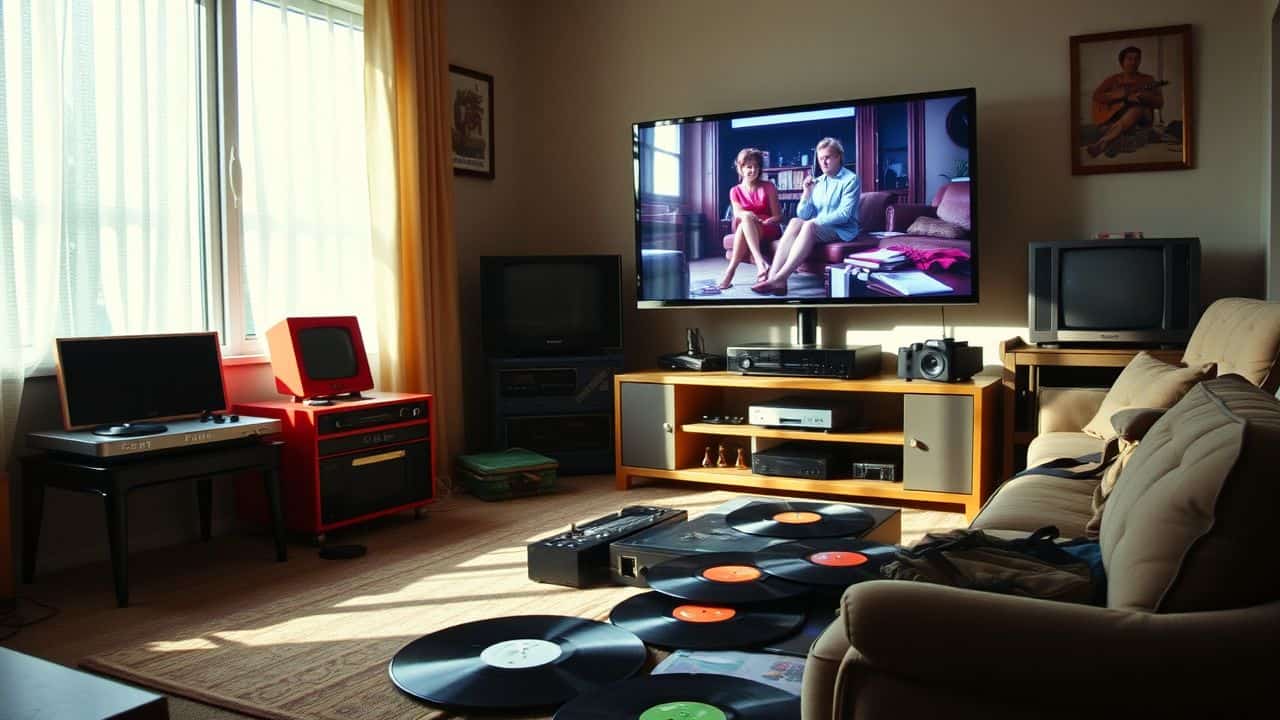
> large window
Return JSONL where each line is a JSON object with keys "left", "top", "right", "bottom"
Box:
{"left": 639, "top": 125, "right": 681, "bottom": 199}
{"left": 0, "top": 0, "right": 374, "bottom": 366}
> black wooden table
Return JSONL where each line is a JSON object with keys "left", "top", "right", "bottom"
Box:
{"left": 20, "top": 440, "right": 287, "bottom": 608}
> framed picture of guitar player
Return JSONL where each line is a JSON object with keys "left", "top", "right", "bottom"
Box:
{"left": 1070, "top": 24, "right": 1193, "bottom": 175}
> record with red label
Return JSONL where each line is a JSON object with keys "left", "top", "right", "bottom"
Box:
{"left": 553, "top": 673, "right": 800, "bottom": 720}
{"left": 645, "top": 552, "right": 810, "bottom": 604}
{"left": 725, "top": 500, "right": 875, "bottom": 539}
{"left": 755, "top": 538, "right": 898, "bottom": 586}
{"left": 388, "top": 615, "right": 646, "bottom": 710}
{"left": 609, "top": 591, "right": 806, "bottom": 650}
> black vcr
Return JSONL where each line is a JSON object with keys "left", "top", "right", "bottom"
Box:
{"left": 726, "top": 343, "right": 882, "bottom": 379}
{"left": 316, "top": 400, "right": 428, "bottom": 435}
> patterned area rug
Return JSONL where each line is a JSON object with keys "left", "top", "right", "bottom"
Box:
{"left": 81, "top": 482, "right": 958, "bottom": 720}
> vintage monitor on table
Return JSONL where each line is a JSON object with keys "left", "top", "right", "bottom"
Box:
{"left": 265, "top": 315, "right": 375, "bottom": 404}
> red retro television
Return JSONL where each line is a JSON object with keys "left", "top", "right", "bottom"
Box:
{"left": 266, "top": 316, "right": 374, "bottom": 401}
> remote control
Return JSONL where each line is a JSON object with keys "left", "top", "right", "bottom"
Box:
{"left": 527, "top": 505, "right": 687, "bottom": 588}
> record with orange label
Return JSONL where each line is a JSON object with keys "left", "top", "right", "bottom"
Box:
{"left": 609, "top": 591, "right": 806, "bottom": 650}
{"left": 388, "top": 615, "right": 646, "bottom": 710}
{"left": 645, "top": 552, "right": 810, "bottom": 603}
{"left": 553, "top": 673, "right": 800, "bottom": 720}
{"left": 726, "top": 500, "right": 875, "bottom": 539}
{"left": 755, "top": 538, "right": 898, "bottom": 586}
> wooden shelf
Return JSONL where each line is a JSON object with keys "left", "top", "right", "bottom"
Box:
{"left": 616, "top": 371, "right": 1000, "bottom": 519}
{"left": 680, "top": 422, "right": 904, "bottom": 445}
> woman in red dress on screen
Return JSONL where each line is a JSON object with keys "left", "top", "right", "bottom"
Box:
{"left": 717, "top": 147, "right": 783, "bottom": 289}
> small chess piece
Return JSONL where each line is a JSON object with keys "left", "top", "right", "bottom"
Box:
{"left": 702, "top": 446, "right": 715, "bottom": 468}
{"left": 716, "top": 443, "right": 729, "bottom": 468}
{"left": 734, "top": 447, "right": 748, "bottom": 469}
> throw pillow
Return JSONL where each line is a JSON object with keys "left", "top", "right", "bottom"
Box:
{"left": 1080, "top": 352, "right": 1214, "bottom": 441}
{"left": 905, "top": 216, "right": 967, "bottom": 239}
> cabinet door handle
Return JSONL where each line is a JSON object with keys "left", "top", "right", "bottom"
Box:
{"left": 662, "top": 422, "right": 673, "bottom": 433}
{"left": 907, "top": 438, "right": 928, "bottom": 451}
{"left": 352, "top": 449, "right": 406, "bottom": 467}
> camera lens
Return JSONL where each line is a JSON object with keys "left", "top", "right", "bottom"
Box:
{"left": 920, "top": 351, "right": 946, "bottom": 378}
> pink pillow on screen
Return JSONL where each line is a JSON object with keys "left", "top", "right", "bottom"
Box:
{"left": 935, "top": 180, "right": 970, "bottom": 231}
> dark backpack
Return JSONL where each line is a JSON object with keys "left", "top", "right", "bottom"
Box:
{"left": 881, "top": 526, "right": 1099, "bottom": 604}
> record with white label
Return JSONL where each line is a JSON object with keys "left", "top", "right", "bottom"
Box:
{"left": 388, "top": 615, "right": 646, "bottom": 710}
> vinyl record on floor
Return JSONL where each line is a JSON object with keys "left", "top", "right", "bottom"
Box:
{"left": 725, "top": 500, "right": 875, "bottom": 539}
{"left": 755, "top": 538, "right": 898, "bottom": 586}
{"left": 388, "top": 615, "right": 646, "bottom": 710}
{"left": 553, "top": 673, "right": 800, "bottom": 720}
{"left": 610, "top": 591, "right": 806, "bottom": 650}
{"left": 645, "top": 552, "right": 810, "bottom": 604}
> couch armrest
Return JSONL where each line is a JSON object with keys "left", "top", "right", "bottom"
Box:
{"left": 884, "top": 204, "right": 935, "bottom": 232}
{"left": 836, "top": 580, "right": 1278, "bottom": 693}
{"left": 1037, "top": 386, "right": 1106, "bottom": 434}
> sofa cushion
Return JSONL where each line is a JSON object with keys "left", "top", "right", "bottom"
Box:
{"left": 1025, "top": 431, "right": 1105, "bottom": 467}
{"left": 1081, "top": 352, "right": 1213, "bottom": 440}
{"left": 970, "top": 473, "right": 1098, "bottom": 538}
{"left": 934, "top": 180, "right": 970, "bottom": 230}
{"left": 1100, "top": 375, "right": 1280, "bottom": 612}
{"left": 904, "top": 216, "right": 967, "bottom": 239}
{"left": 857, "top": 191, "right": 894, "bottom": 233}
{"left": 1182, "top": 297, "right": 1280, "bottom": 393}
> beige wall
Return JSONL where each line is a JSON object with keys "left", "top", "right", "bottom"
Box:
{"left": 448, "top": 0, "right": 1269, "bottom": 449}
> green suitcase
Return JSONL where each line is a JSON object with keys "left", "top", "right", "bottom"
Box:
{"left": 457, "top": 448, "right": 558, "bottom": 501}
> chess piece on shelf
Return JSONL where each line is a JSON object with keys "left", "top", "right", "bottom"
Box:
{"left": 735, "top": 447, "right": 748, "bottom": 469}
{"left": 716, "top": 444, "right": 729, "bottom": 468}
{"left": 702, "top": 446, "right": 715, "bottom": 468}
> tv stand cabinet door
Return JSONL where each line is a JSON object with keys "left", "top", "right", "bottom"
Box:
{"left": 903, "top": 394, "right": 973, "bottom": 494}
{"left": 619, "top": 383, "right": 676, "bottom": 470}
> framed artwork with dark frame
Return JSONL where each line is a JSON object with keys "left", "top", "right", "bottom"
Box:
{"left": 1070, "top": 24, "right": 1193, "bottom": 175}
{"left": 449, "top": 65, "right": 494, "bottom": 179}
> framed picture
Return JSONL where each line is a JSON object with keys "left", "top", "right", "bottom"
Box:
{"left": 449, "top": 65, "right": 494, "bottom": 179}
{"left": 1070, "top": 24, "right": 1192, "bottom": 175}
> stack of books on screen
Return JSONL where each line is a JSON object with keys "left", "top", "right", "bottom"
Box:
{"left": 867, "top": 270, "right": 955, "bottom": 296}
{"left": 844, "top": 247, "right": 909, "bottom": 271}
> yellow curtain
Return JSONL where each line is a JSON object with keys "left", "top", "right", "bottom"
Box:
{"left": 364, "top": 0, "right": 463, "bottom": 484}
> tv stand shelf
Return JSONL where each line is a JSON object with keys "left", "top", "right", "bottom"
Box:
{"left": 614, "top": 370, "right": 1000, "bottom": 519}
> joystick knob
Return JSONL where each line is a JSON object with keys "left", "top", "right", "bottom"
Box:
{"left": 739, "top": 357, "right": 753, "bottom": 370}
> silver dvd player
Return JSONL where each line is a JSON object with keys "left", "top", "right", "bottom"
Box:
{"left": 27, "top": 415, "right": 280, "bottom": 458}
{"left": 749, "top": 395, "right": 850, "bottom": 431}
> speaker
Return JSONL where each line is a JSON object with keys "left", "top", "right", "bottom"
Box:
{"left": 897, "top": 339, "right": 984, "bottom": 382}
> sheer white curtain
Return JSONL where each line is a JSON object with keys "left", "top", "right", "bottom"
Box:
{"left": 234, "top": 0, "right": 376, "bottom": 347}
{"left": 0, "top": 0, "right": 205, "bottom": 470}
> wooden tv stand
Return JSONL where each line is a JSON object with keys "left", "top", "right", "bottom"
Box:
{"left": 613, "top": 371, "right": 1000, "bottom": 519}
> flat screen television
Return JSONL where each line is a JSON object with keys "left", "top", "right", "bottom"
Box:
{"left": 634, "top": 88, "right": 977, "bottom": 309}
{"left": 265, "top": 316, "right": 374, "bottom": 400}
{"left": 56, "top": 332, "right": 229, "bottom": 431}
{"left": 481, "top": 255, "right": 622, "bottom": 356}
{"left": 1028, "top": 237, "right": 1200, "bottom": 345}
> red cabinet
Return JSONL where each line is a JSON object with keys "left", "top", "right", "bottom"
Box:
{"left": 235, "top": 392, "right": 434, "bottom": 542}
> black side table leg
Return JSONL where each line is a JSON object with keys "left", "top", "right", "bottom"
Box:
{"left": 197, "top": 477, "right": 212, "bottom": 541}
{"left": 103, "top": 491, "right": 129, "bottom": 608}
{"left": 264, "top": 468, "right": 287, "bottom": 562}
{"left": 21, "top": 480, "right": 45, "bottom": 583}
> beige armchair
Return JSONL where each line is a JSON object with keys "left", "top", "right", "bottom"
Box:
{"left": 802, "top": 298, "right": 1280, "bottom": 719}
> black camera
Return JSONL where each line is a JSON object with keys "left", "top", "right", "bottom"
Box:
{"left": 897, "top": 339, "right": 984, "bottom": 382}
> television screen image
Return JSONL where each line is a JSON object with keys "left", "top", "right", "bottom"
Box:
{"left": 634, "top": 88, "right": 976, "bottom": 307}
{"left": 56, "top": 332, "right": 229, "bottom": 430}
{"left": 266, "top": 316, "right": 374, "bottom": 400}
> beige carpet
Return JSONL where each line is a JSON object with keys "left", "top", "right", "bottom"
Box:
{"left": 80, "top": 480, "right": 962, "bottom": 720}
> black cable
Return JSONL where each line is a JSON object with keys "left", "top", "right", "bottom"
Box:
{"left": 0, "top": 597, "right": 60, "bottom": 642}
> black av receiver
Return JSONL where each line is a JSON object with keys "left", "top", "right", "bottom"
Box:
{"left": 727, "top": 343, "right": 882, "bottom": 379}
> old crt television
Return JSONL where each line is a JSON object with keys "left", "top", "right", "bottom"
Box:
{"left": 266, "top": 316, "right": 374, "bottom": 400}
{"left": 1028, "top": 237, "right": 1200, "bottom": 345}
{"left": 55, "top": 332, "right": 229, "bottom": 432}
{"left": 481, "top": 255, "right": 622, "bottom": 356}
{"left": 634, "top": 88, "right": 977, "bottom": 307}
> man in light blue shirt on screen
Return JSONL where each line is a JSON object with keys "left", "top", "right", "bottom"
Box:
{"left": 752, "top": 137, "right": 862, "bottom": 295}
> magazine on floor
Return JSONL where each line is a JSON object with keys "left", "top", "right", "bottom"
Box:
{"left": 652, "top": 650, "right": 806, "bottom": 695}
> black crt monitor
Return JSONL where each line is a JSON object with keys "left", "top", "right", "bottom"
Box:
{"left": 298, "top": 327, "right": 359, "bottom": 380}
{"left": 55, "top": 332, "right": 230, "bottom": 433}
